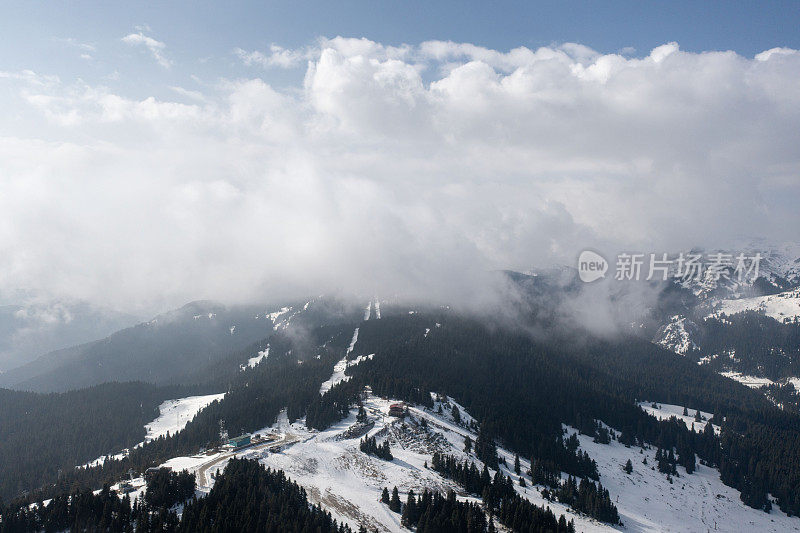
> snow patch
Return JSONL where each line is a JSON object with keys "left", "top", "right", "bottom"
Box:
{"left": 638, "top": 401, "right": 720, "bottom": 435}
{"left": 241, "top": 346, "right": 270, "bottom": 370}
{"left": 346, "top": 327, "right": 359, "bottom": 355}
{"left": 719, "top": 371, "right": 774, "bottom": 389}
{"left": 708, "top": 288, "right": 800, "bottom": 324}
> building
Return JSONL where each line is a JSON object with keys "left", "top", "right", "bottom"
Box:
{"left": 388, "top": 402, "right": 406, "bottom": 417}
{"left": 228, "top": 434, "right": 251, "bottom": 448}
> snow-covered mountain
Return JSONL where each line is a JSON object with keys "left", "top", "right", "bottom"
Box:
{"left": 108, "top": 385, "right": 797, "bottom": 533}
{"left": 676, "top": 241, "right": 800, "bottom": 300}
{"left": 653, "top": 315, "right": 701, "bottom": 355}
{"left": 0, "top": 299, "right": 137, "bottom": 373}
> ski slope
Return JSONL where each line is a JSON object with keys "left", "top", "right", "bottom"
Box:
{"left": 78, "top": 393, "right": 224, "bottom": 468}
{"left": 145, "top": 394, "right": 225, "bottom": 441}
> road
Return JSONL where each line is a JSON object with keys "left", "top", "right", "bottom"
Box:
{"left": 194, "top": 432, "right": 302, "bottom": 489}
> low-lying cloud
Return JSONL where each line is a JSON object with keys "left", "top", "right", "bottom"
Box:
{"left": 1, "top": 38, "right": 798, "bottom": 315}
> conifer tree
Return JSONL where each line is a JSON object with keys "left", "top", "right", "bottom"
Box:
{"left": 390, "top": 486, "right": 402, "bottom": 513}
{"left": 451, "top": 405, "right": 461, "bottom": 424}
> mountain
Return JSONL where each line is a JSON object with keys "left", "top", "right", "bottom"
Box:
{"left": 648, "top": 244, "right": 800, "bottom": 412}
{"left": 0, "top": 299, "right": 137, "bottom": 373}
{"left": 0, "top": 300, "right": 292, "bottom": 392}
{"left": 3, "top": 274, "right": 800, "bottom": 531}
{"left": 0, "top": 297, "right": 370, "bottom": 393}
{"left": 5, "top": 299, "right": 800, "bottom": 531}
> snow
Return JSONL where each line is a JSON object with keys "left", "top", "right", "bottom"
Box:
{"left": 566, "top": 426, "right": 799, "bottom": 532}
{"left": 654, "top": 315, "right": 699, "bottom": 355}
{"left": 161, "top": 454, "right": 218, "bottom": 472}
{"left": 241, "top": 346, "right": 269, "bottom": 369}
{"left": 319, "top": 353, "right": 374, "bottom": 395}
{"left": 708, "top": 288, "right": 800, "bottom": 324}
{"left": 145, "top": 394, "right": 226, "bottom": 442}
{"left": 77, "top": 393, "right": 225, "bottom": 469}
{"left": 638, "top": 402, "right": 720, "bottom": 435}
{"left": 268, "top": 306, "right": 293, "bottom": 330}
{"left": 719, "top": 371, "right": 774, "bottom": 389}
{"left": 79, "top": 450, "right": 128, "bottom": 469}
{"left": 247, "top": 392, "right": 608, "bottom": 533}
{"left": 96, "top": 384, "right": 800, "bottom": 532}
{"left": 346, "top": 327, "right": 359, "bottom": 355}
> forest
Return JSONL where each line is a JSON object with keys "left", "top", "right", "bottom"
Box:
{"left": 3, "top": 307, "right": 800, "bottom": 523}
{"left": 0, "top": 459, "right": 349, "bottom": 533}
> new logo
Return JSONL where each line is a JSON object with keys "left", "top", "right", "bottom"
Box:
{"left": 578, "top": 250, "right": 608, "bottom": 283}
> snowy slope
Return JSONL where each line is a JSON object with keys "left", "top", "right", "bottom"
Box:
{"left": 78, "top": 393, "right": 224, "bottom": 468}
{"left": 567, "top": 426, "right": 798, "bottom": 532}
{"left": 637, "top": 402, "right": 719, "bottom": 435}
{"left": 242, "top": 346, "right": 269, "bottom": 369}
{"left": 707, "top": 288, "right": 800, "bottom": 324}
{"left": 653, "top": 316, "right": 700, "bottom": 355}
{"left": 88, "top": 340, "right": 800, "bottom": 532}
{"left": 144, "top": 394, "right": 225, "bottom": 442}
{"left": 212, "top": 394, "right": 608, "bottom": 533}
{"left": 148, "top": 380, "right": 799, "bottom": 532}
{"left": 318, "top": 352, "right": 373, "bottom": 395}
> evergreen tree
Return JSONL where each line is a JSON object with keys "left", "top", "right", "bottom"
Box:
{"left": 400, "top": 489, "right": 417, "bottom": 527}
{"left": 390, "top": 486, "right": 402, "bottom": 513}
{"left": 451, "top": 405, "right": 462, "bottom": 424}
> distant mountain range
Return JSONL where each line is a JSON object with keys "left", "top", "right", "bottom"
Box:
{"left": 0, "top": 300, "right": 137, "bottom": 373}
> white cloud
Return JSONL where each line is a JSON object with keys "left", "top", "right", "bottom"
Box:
{"left": 55, "top": 37, "right": 95, "bottom": 60}
{"left": 122, "top": 31, "right": 171, "bottom": 68}
{"left": 1, "top": 38, "right": 799, "bottom": 315}
{"left": 0, "top": 69, "right": 59, "bottom": 87}
{"left": 235, "top": 45, "right": 308, "bottom": 69}
{"left": 170, "top": 86, "right": 206, "bottom": 102}
{"left": 755, "top": 47, "right": 798, "bottom": 61}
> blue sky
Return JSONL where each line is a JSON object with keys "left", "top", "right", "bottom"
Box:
{"left": 2, "top": 1, "right": 799, "bottom": 92}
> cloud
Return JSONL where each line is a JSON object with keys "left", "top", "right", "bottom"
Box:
{"left": 170, "top": 86, "right": 206, "bottom": 102}
{"left": 0, "top": 69, "right": 59, "bottom": 86}
{"left": 122, "top": 31, "right": 171, "bottom": 68}
{"left": 1, "top": 38, "right": 799, "bottom": 316}
{"left": 55, "top": 37, "right": 96, "bottom": 60}
{"left": 235, "top": 45, "right": 309, "bottom": 69}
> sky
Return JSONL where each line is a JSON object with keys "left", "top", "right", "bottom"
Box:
{"left": 1, "top": 1, "right": 799, "bottom": 318}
